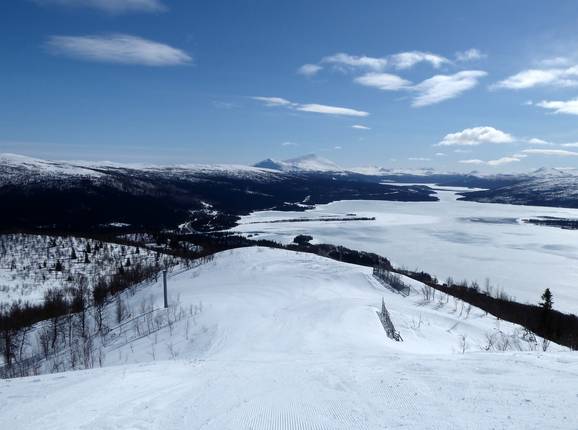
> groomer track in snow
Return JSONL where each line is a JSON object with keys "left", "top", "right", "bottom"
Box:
{"left": 0, "top": 247, "right": 576, "bottom": 429}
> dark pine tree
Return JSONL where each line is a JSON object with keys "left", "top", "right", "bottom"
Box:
{"left": 540, "top": 288, "right": 553, "bottom": 312}
{"left": 54, "top": 260, "right": 63, "bottom": 272}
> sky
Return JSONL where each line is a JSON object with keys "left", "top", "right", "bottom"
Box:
{"left": 2, "top": 0, "right": 578, "bottom": 172}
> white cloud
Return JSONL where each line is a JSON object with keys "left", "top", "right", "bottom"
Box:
{"left": 435, "top": 152, "right": 446, "bottom": 156}
{"left": 487, "top": 156, "right": 521, "bottom": 166}
{"left": 253, "top": 97, "right": 369, "bottom": 117}
{"left": 527, "top": 138, "right": 552, "bottom": 145}
{"left": 493, "top": 66, "right": 578, "bottom": 90}
{"left": 455, "top": 48, "right": 485, "bottom": 62}
{"left": 352, "top": 124, "right": 370, "bottom": 130}
{"left": 535, "top": 98, "right": 578, "bottom": 115}
{"left": 281, "top": 141, "right": 297, "bottom": 146}
{"left": 296, "top": 103, "right": 369, "bottom": 117}
{"left": 308, "top": 52, "right": 485, "bottom": 106}
{"left": 459, "top": 159, "right": 485, "bottom": 165}
{"left": 33, "top": 0, "right": 166, "bottom": 13}
{"left": 320, "top": 50, "right": 449, "bottom": 72}
{"left": 322, "top": 53, "right": 387, "bottom": 71}
{"left": 408, "top": 157, "right": 431, "bottom": 161}
{"left": 411, "top": 70, "right": 487, "bottom": 107}
{"left": 354, "top": 73, "right": 412, "bottom": 90}
{"left": 561, "top": 142, "right": 578, "bottom": 147}
{"left": 46, "top": 34, "right": 191, "bottom": 66}
{"left": 437, "top": 126, "right": 513, "bottom": 146}
{"left": 252, "top": 96, "right": 294, "bottom": 107}
{"left": 297, "top": 64, "right": 322, "bottom": 77}
{"left": 540, "top": 56, "right": 572, "bottom": 67}
{"left": 389, "top": 51, "right": 449, "bottom": 69}
{"left": 522, "top": 148, "right": 578, "bottom": 157}
{"left": 454, "top": 148, "right": 472, "bottom": 153}
{"left": 459, "top": 156, "right": 522, "bottom": 166}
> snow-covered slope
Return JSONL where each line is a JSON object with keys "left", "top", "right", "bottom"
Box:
{"left": 462, "top": 167, "right": 578, "bottom": 208}
{"left": 1, "top": 247, "right": 575, "bottom": 429}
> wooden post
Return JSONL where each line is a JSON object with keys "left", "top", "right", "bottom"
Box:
{"left": 162, "top": 270, "right": 168, "bottom": 308}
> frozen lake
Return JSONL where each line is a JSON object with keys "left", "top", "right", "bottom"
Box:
{"left": 232, "top": 185, "right": 578, "bottom": 315}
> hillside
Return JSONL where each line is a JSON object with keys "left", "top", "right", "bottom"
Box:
{"left": 1, "top": 247, "right": 574, "bottom": 429}
{"left": 0, "top": 154, "right": 436, "bottom": 232}
{"left": 459, "top": 168, "right": 578, "bottom": 208}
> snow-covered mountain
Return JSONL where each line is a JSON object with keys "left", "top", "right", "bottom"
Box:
{"left": 0, "top": 153, "right": 436, "bottom": 232}
{"left": 1, "top": 247, "right": 573, "bottom": 429}
{"left": 461, "top": 167, "right": 578, "bottom": 208}
{"left": 254, "top": 153, "right": 342, "bottom": 172}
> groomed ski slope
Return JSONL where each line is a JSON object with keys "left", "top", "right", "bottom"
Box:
{"left": 1, "top": 247, "right": 576, "bottom": 429}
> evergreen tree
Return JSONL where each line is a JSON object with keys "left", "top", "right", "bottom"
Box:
{"left": 84, "top": 251, "right": 90, "bottom": 264}
{"left": 54, "top": 260, "right": 63, "bottom": 272}
{"left": 540, "top": 288, "right": 553, "bottom": 312}
{"left": 70, "top": 248, "right": 77, "bottom": 260}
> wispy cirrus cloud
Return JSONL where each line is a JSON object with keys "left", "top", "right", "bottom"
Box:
{"left": 411, "top": 71, "right": 487, "bottom": 107}
{"left": 297, "top": 104, "right": 368, "bottom": 116}
{"left": 389, "top": 51, "right": 449, "bottom": 69}
{"left": 437, "top": 126, "right": 513, "bottom": 146}
{"left": 493, "top": 66, "right": 578, "bottom": 90}
{"left": 522, "top": 148, "right": 578, "bottom": 157}
{"left": 455, "top": 48, "right": 486, "bottom": 62}
{"left": 354, "top": 70, "right": 486, "bottom": 106}
{"left": 252, "top": 96, "right": 369, "bottom": 117}
{"left": 33, "top": 0, "right": 166, "bottom": 13}
{"left": 46, "top": 34, "right": 191, "bottom": 66}
{"left": 352, "top": 124, "right": 370, "bottom": 130}
{"left": 354, "top": 73, "right": 411, "bottom": 91}
{"left": 252, "top": 96, "right": 293, "bottom": 107}
{"left": 316, "top": 50, "right": 450, "bottom": 73}
{"left": 534, "top": 98, "right": 578, "bottom": 115}
{"left": 320, "top": 53, "right": 388, "bottom": 72}
{"left": 527, "top": 138, "right": 553, "bottom": 145}
{"left": 300, "top": 50, "right": 485, "bottom": 107}
{"left": 297, "top": 64, "right": 322, "bottom": 77}
{"left": 459, "top": 156, "right": 522, "bottom": 166}
{"left": 459, "top": 159, "right": 485, "bottom": 165}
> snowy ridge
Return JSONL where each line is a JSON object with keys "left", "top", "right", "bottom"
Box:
{"left": 0, "top": 247, "right": 574, "bottom": 429}
{"left": 254, "top": 153, "right": 342, "bottom": 172}
{"left": 0, "top": 153, "right": 285, "bottom": 186}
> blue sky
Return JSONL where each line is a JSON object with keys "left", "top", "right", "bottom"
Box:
{"left": 2, "top": 0, "right": 578, "bottom": 171}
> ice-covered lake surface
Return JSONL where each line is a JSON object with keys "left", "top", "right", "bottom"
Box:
{"left": 232, "top": 185, "right": 578, "bottom": 315}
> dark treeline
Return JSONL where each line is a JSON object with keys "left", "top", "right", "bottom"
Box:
{"left": 396, "top": 269, "right": 578, "bottom": 350}
{"left": 523, "top": 218, "right": 578, "bottom": 230}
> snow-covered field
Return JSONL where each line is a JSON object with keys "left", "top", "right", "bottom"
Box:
{"left": 1, "top": 247, "right": 575, "bottom": 429}
{"left": 233, "top": 186, "right": 578, "bottom": 314}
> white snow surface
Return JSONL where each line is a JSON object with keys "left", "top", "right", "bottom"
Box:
{"left": 1, "top": 247, "right": 575, "bottom": 429}
{"left": 233, "top": 186, "right": 578, "bottom": 314}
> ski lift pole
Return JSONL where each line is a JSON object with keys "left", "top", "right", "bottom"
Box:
{"left": 162, "top": 269, "right": 168, "bottom": 308}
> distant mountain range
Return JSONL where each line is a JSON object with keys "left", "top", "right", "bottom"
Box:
{"left": 1, "top": 152, "right": 577, "bottom": 233}
{"left": 0, "top": 153, "right": 435, "bottom": 232}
